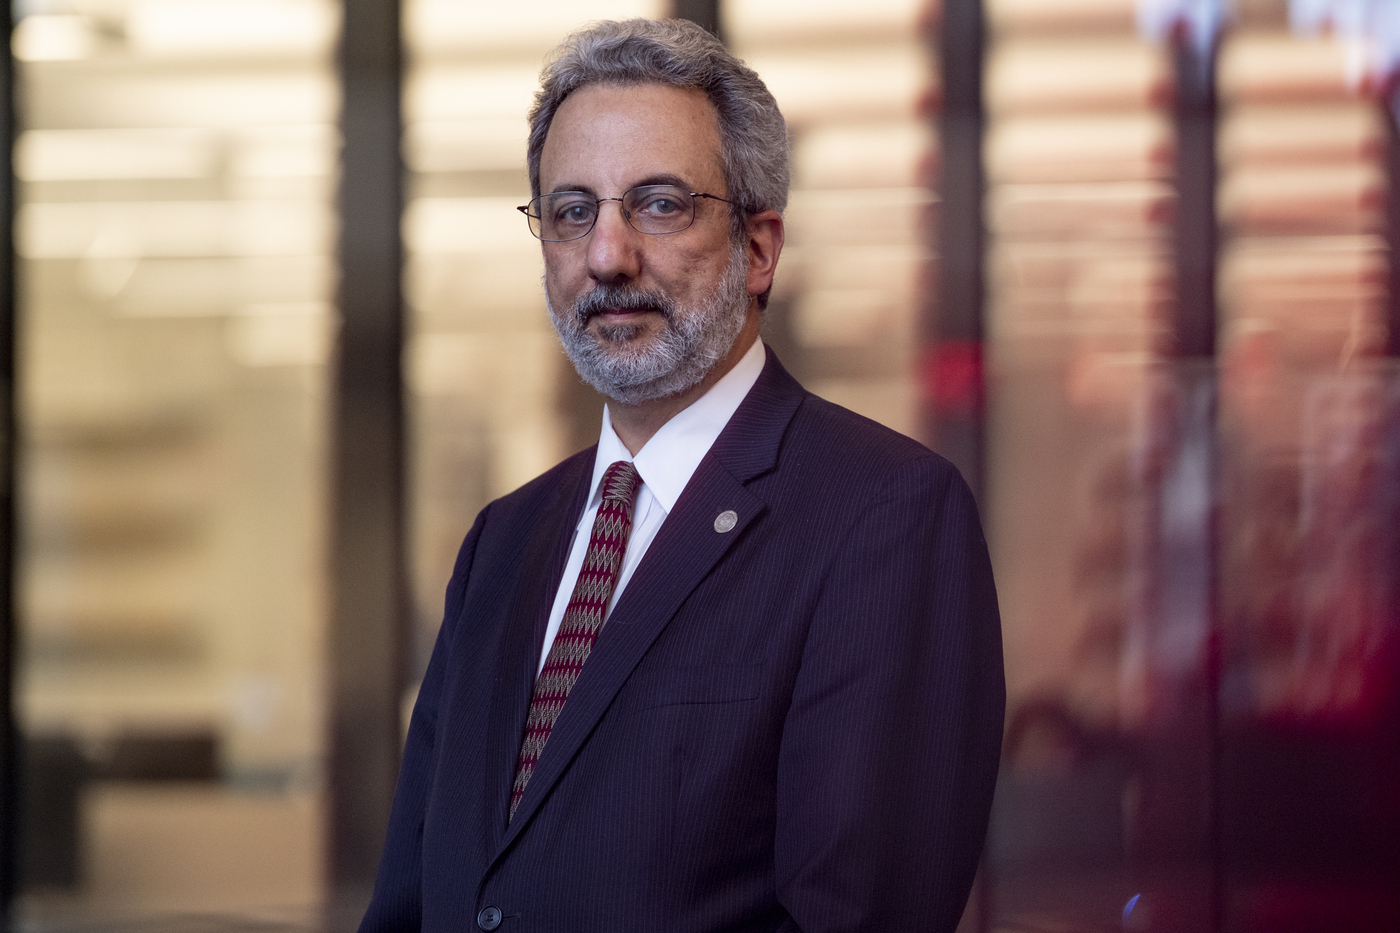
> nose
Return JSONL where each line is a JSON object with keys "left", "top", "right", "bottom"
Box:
{"left": 585, "top": 198, "right": 642, "bottom": 286}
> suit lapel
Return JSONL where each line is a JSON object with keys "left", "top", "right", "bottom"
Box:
{"left": 481, "top": 450, "right": 595, "bottom": 848}
{"left": 496, "top": 349, "right": 808, "bottom": 850}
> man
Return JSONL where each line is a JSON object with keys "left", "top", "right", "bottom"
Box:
{"left": 361, "top": 18, "right": 1003, "bottom": 933}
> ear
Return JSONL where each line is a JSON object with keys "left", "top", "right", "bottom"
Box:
{"left": 744, "top": 210, "right": 785, "bottom": 301}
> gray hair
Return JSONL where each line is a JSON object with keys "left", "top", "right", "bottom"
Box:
{"left": 527, "top": 18, "right": 790, "bottom": 227}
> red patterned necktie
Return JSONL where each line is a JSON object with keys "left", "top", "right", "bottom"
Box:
{"left": 510, "top": 459, "right": 641, "bottom": 820}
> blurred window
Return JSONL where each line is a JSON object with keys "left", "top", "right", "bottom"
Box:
{"left": 1216, "top": 10, "right": 1393, "bottom": 722}
{"left": 14, "top": 0, "right": 338, "bottom": 919}
{"left": 980, "top": 0, "right": 1180, "bottom": 926}
{"left": 983, "top": 0, "right": 1175, "bottom": 740}
{"left": 980, "top": 2, "right": 1400, "bottom": 931}
{"left": 723, "top": 0, "right": 934, "bottom": 441}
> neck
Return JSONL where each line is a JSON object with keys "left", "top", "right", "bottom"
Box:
{"left": 608, "top": 312, "right": 761, "bottom": 456}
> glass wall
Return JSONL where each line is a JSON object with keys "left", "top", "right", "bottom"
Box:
{"left": 13, "top": 0, "right": 337, "bottom": 920}
{"left": 983, "top": 0, "right": 1174, "bottom": 734}
{"left": 977, "top": 1, "right": 1400, "bottom": 931}
{"left": 1216, "top": 3, "right": 1390, "bottom": 722}
{"left": 1214, "top": 6, "right": 1400, "bottom": 931}
{"left": 980, "top": 0, "right": 1176, "bottom": 926}
{"left": 724, "top": 0, "right": 934, "bottom": 440}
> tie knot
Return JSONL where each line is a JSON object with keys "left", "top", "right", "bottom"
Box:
{"left": 600, "top": 460, "right": 640, "bottom": 505}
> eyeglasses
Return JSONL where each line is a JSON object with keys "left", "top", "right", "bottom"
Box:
{"left": 518, "top": 184, "right": 733, "bottom": 242}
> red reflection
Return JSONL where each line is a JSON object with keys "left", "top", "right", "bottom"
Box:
{"left": 921, "top": 339, "right": 984, "bottom": 417}
{"left": 966, "top": 6, "right": 1400, "bottom": 930}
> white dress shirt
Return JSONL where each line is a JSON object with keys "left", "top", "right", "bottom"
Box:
{"left": 537, "top": 337, "right": 766, "bottom": 673}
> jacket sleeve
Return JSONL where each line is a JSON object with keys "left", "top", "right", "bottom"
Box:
{"left": 773, "top": 454, "right": 1005, "bottom": 933}
{"left": 358, "top": 507, "right": 489, "bottom": 933}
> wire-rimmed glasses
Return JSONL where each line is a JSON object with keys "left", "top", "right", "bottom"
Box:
{"left": 518, "top": 184, "right": 732, "bottom": 242}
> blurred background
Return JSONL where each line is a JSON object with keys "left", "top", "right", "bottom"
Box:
{"left": 1, "top": 0, "right": 1397, "bottom": 930}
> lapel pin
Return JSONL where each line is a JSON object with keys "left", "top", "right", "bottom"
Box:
{"left": 714, "top": 510, "right": 738, "bottom": 533}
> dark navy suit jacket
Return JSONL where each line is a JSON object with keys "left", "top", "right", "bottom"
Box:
{"left": 360, "top": 349, "right": 1005, "bottom": 933}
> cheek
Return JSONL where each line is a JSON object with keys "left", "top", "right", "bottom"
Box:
{"left": 543, "top": 257, "right": 582, "bottom": 301}
{"left": 662, "top": 245, "right": 728, "bottom": 295}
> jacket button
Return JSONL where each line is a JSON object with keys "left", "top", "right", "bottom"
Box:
{"left": 477, "top": 906, "right": 502, "bottom": 930}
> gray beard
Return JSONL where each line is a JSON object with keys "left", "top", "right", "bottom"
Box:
{"left": 548, "top": 242, "right": 750, "bottom": 405}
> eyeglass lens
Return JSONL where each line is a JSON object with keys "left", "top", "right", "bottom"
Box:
{"left": 528, "top": 185, "right": 696, "bottom": 241}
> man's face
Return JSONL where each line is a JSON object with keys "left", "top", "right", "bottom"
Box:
{"left": 537, "top": 82, "right": 751, "bottom": 405}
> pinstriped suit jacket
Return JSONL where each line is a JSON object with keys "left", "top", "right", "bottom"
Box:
{"left": 360, "top": 348, "right": 1005, "bottom": 933}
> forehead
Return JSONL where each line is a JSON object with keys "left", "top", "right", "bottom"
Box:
{"left": 538, "top": 82, "right": 724, "bottom": 194}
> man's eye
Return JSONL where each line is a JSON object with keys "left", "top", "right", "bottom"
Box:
{"left": 635, "top": 193, "right": 684, "bottom": 216}
{"left": 553, "top": 200, "right": 595, "bottom": 225}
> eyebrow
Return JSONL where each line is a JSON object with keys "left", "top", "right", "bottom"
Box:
{"left": 546, "top": 173, "right": 698, "bottom": 197}
{"left": 632, "top": 173, "right": 693, "bottom": 191}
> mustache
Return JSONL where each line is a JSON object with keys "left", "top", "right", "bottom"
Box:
{"left": 571, "top": 284, "right": 675, "bottom": 324}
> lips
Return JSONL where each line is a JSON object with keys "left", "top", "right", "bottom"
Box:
{"left": 573, "top": 285, "right": 673, "bottom": 325}
{"left": 591, "top": 305, "right": 657, "bottom": 321}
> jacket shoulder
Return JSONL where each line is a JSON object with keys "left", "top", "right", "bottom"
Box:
{"left": 786, "top": 391, "right": 965, "bottom": 493}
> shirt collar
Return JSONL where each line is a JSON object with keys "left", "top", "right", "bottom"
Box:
{"left": 587, "top": 337, "right": 766, "bottom": 515}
